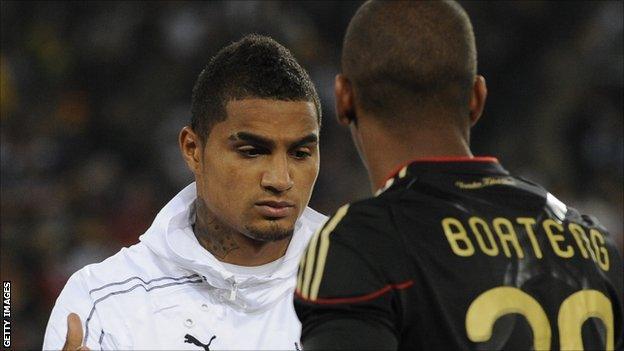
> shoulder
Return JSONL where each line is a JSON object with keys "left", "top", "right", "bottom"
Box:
{"left": 77, "top": 242, "right": 156, "bottom": 287}
{"left": 325, "top": 197, "right": 396, "bottom": 244}
{"left": 296, "top": 197, "right": 410, "bottom": 305}
{"left": 326, "top": 196, "right": 411, "bottom": 270}
{"left": 301, "top": 197, "right": 403, "bottom": 280}
{"left": 70, "top": 241, "right": 192, "bottom": 296}
{"left": 300, "top": 196, "right": 396, "bottom": 262}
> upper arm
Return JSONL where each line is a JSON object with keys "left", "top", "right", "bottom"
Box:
{"left": 302, "top": 318, "right": 398, "bottom": 350}
{"left": 42, "top": 270, "right": 106, "bottom": 350}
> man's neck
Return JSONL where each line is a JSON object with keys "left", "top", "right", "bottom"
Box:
{"left": 193, "top": 199, "right": 291, "bottom": 266}
{"left": 359, "top": 117, "right": 472, "bottom": 193}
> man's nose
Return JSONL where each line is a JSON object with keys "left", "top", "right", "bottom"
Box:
{"left": 261, "top": 156, "right": 294, "bottom": 193}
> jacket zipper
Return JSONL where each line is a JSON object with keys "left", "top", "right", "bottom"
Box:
{"left": 229, "top": 282, "right": 238, "bottom": 301}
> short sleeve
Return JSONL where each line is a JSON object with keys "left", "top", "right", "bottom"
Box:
{"left": 294, "top": 204, "right": 408, "bottom": 346}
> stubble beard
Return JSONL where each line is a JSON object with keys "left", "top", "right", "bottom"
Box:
{"left": 243, "top": 220, "right": 294, "bottom": 242}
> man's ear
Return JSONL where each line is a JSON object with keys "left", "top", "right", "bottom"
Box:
{"left": 335, "top": 74, "right": 356, "bottom": 126}
{"left": 468, "top": 75, "right": 487, "bottom": 127}
{"left": 179, "top": 126, "right": 202, "bottom": 173}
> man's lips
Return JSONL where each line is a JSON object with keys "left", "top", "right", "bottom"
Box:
{"left": 254, "top": 200, "right": 295, "bottom": 218}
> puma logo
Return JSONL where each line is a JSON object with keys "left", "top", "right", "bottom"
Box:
{"left": 184, "top": 334, "right": 217, "bottom": 351}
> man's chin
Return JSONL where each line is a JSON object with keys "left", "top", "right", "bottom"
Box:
{"left": 243, "top": 221, "right": 294, "bottom": 242}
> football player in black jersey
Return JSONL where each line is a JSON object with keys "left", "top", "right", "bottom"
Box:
{"left": 294, "top": 1, "right": 623, "bottom": 350}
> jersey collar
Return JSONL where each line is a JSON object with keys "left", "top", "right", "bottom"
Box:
{"left": 375, "top": 156, "right": 502, "bottom": 196}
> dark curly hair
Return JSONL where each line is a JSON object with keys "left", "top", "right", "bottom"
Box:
{"left": 191, "top": 34, "right": 321, "bottom": 141}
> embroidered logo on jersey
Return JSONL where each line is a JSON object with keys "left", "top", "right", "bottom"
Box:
{"left": 455, "top": 176, "right": 516, "bottom": 189}
{"left": 184, "top": 334, "right": 217, "bottom": 351}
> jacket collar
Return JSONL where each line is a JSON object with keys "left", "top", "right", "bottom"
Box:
{"left": 140, "top": 183, "right": 326, "bottom": 311}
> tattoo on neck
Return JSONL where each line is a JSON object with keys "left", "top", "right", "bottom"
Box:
{"left": 193, "top": 198, "right": 240, "bottom": 259}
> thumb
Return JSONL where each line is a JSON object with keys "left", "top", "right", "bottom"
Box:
{"left": 63, "top": 313, "right": 85, "bottom": 351}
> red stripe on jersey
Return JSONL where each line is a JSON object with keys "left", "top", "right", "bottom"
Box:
{"left": 296, "top": 280, "right": 414, "bottom": 305}
{"left": 378, "top": 156, "right": 499, "bottom": 190}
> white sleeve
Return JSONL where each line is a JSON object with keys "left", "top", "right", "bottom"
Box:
{"left": 42, "top": 270, "right": 111, "bottom": 350}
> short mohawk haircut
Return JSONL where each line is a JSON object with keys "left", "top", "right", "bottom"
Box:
{"left": 191, "top": 34, "right": 321, "bottom": 141}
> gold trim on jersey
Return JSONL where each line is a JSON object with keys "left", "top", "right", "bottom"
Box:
{"left": 300, "top": 223, "right": 321, "bottom": 298}
{"left": 375, "top": 178, "right": 395, "bottom": 197}
{"left": 398, "top": 166, "right": 408, "bottom": 179}
{"left": 297, "top": 204, "right": 350, "bottom": 300}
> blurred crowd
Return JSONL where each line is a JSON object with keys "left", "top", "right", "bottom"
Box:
{"left": 1, "top": 1, "right": 622, "bottom": 349}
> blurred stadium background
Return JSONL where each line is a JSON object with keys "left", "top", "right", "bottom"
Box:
{"left": 1, "top": 1, "right": 622, "bottom": 349}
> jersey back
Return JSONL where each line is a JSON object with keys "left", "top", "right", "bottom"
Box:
{"left": 295, "top": 160, "right": 623, "bottom": 350}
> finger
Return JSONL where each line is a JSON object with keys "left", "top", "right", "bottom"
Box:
{"left": 63, "top": 313, "right": 84, "bottom": 351}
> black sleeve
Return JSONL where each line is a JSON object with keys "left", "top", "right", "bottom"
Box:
{"left": 303, "top": 318, "right": 398, "bottom": 350}
{"left": 294, "top": 204, "right": 410, "bottom": 350}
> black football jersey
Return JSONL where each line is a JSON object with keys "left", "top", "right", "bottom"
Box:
{"left": 295, "top": 158, "right": 623, "bottom": 350}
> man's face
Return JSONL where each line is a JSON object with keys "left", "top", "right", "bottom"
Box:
{"left": 195, "top": 98, "right": 320, "bottom": 242}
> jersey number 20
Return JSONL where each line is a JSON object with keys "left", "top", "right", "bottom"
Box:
{"left": 465, "top": 287, "right": 613, "bottom": 350}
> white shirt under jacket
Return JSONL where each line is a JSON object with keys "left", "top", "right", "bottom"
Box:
{"left": 43, "top": 183, "right": 327, "bottom": 350}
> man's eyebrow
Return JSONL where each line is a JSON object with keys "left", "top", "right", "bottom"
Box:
{"left": 228, "top": 132, "right": 318, "bottom": 148}
{"left": 228, "top": 132, "right": 275, "bottom": 147}
{"left": 290, "top": 133, "right": 318, "bottom": 148}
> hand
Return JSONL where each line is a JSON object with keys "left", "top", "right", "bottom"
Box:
{"left": 62, "top": 313, "right": 90, "bottom": 351}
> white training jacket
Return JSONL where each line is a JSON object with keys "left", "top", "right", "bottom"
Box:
{"left": 43, "top": 183, "right": 327, "bottom": 350}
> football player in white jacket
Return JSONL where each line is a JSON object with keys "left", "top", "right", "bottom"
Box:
{"left": 43, "top": 34, "right": 327, "bottom": 350}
